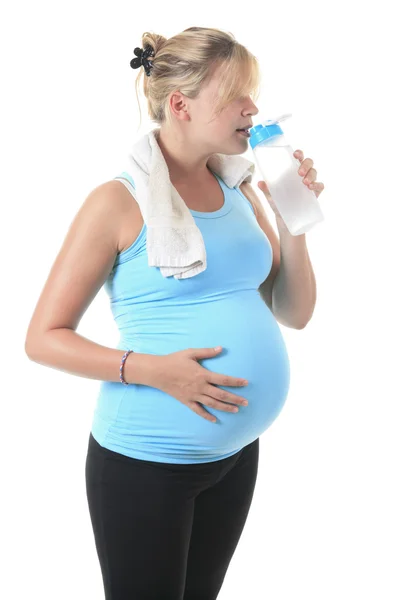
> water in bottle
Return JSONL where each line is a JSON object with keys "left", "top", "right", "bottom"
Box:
{"left": 249, "top": 113, "right": 324, "bottom": 235}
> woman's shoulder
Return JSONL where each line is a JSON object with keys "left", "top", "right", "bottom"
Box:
{"left": 101, "top": 175, "right": 144, "bottom": 254}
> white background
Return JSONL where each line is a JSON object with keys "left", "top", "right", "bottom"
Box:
{"left": 2, "top": 1, "right": 399, "bottom": 598}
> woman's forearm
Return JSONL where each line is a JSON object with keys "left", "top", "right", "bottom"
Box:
{"left": 25, "top": 328, "right": 158, "bottom": 386}
{"left": 272, "top": 218, "right": 316, "bottom": 328}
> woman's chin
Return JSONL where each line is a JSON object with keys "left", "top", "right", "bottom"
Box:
{"left": 233, "top": 135, "right": 249, "bottom": 153}
{"left": 235, "top": 131, "right": 249, "bottom": 143}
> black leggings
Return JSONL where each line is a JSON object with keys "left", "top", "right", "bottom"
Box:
{"left": 85, "top": 432, "right": 259, "bottom": 600}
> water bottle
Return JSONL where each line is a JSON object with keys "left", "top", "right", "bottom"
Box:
{"left": 249, "top": 113, "right": 324, "bottom": 235}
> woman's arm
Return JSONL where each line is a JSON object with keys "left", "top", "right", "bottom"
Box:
{"left": 26, "top": 327, "right": 157, "bottom": 386}
{"left": 24, "top": 181, "right": 158, "bottom": 386}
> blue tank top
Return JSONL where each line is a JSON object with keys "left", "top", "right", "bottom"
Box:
{"left": 90, "top": 169, "right": 291, "bottom": 463}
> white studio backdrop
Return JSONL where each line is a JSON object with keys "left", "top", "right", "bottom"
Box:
{"left": 1, "top": 2, "right": 399, "bottom": 599}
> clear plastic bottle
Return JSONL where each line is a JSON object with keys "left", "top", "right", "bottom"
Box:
{"left": 249, "top": 113, "right": 324, "bottom": 235}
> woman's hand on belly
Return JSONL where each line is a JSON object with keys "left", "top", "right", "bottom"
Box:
{"left": 149, "top": 346, "right": 249, "bottom": 423}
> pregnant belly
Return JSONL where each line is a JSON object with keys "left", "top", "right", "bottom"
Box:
{"left": 102, "top": 295, "right": 291, "bottom": 462}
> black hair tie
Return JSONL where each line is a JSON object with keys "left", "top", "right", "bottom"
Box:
{"left": 130, "top": 45, "right": 155, "bottom": 77}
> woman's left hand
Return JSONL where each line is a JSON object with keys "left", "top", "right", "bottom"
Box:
{"left": 257, "top": 149, "right": 325, "bottom": 219}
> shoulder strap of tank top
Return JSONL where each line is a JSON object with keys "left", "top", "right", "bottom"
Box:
{"left": 114, "top": 172, "right": 136, "bottom": 197}
{"left": 238, "top": 182, "right": 257, "bottom": 218}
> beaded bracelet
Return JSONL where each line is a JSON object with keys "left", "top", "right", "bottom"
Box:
{"left": 119, "top": 350, "right": 134, "bottom": 385}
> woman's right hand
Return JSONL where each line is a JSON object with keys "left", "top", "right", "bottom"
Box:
{"left": 150, "top": 346, "right": 249, "bottom": 423}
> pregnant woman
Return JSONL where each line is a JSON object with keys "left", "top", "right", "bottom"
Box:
{"left": 25, "top": 27, "right": 322, "bottom": 600}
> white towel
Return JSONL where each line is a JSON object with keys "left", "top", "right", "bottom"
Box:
{"left": 122, "top": 126, "right": 256, "bottom": 279}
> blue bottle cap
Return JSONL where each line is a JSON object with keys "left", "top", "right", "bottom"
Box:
{"left": 249, "top": 113, "right": 292, "bottom": 150}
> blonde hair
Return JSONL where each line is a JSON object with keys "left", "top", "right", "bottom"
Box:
{"left": 133, "top": 27, "right": 261, "bottom": 130}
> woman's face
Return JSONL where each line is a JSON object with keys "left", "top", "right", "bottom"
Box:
{"left": 213, "top": 95, "right": 259, "bottom": 152}
{"left": 190, "top": 66, "right": 259, "bottom": 155}
{"left": 167, "top": 62, "right": 259, "bottom": 157}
